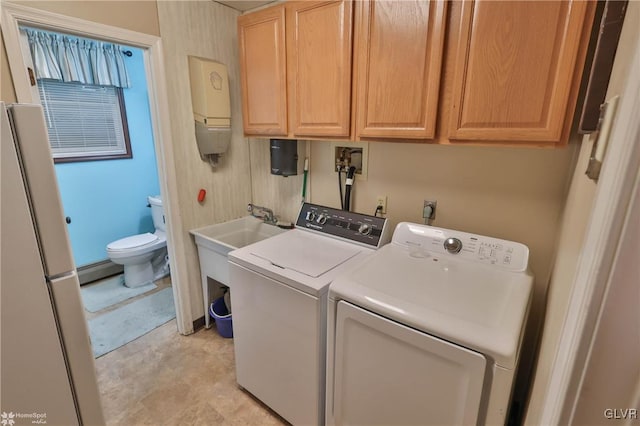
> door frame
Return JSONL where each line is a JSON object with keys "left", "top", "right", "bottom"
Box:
{"left": 1, "top": 2, "right": 194, "bottom": 334}
{"left": 539, "top": 30, "right": 640, "bottom": 424}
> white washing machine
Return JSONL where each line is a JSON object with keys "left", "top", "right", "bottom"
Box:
{"left": 326, "top": 222, "right": 534, "bottom": 426}
{"left": 228, "top": 203, "right": 390, "bottom": 425}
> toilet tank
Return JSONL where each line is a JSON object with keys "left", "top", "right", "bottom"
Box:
{"left": 148, "top": 195, "right": 166, "bottom": 232}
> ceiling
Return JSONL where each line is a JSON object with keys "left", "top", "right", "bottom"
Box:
{"left": 216, "top": 1, "right": 275, "bottom": 12}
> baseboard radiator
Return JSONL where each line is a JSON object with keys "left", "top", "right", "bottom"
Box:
{"left": 77, "top": 260, "right": 123, "bottom": 285}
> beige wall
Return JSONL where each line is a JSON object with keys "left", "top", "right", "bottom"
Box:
{"left": 525, "top": 2, "right": 640, "bottom": 423}
{"left": 157, "top": 1, "right": 252, "bottom": 321}
{"left": 10, "top": 1, "right": 160, "bottom": 36}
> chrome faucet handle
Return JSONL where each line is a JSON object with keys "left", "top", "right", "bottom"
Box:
{"left": 247, "top": 203, "right": 277, "bottom": 224}
{"left": 265, "top": 210, "right": 277, "bottom": 224}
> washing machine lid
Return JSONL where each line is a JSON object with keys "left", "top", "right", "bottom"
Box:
{"left": 329, "top": 243, "right": 533, "bottom": 369}
{"left": 107, "top": 232, "right": 158, "bottom": 251}
{"left": 229, "top": 229, "right": 372, "bottom": 296}
{"left": 249, "top": 230, "right": 361, "bottom": 278}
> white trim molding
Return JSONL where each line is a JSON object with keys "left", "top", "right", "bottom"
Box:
{"left": 540, "top": 33, "right": 640, "bottom": 424}
{"left": 1, "top": 2, "right": 194, "bottom": 334}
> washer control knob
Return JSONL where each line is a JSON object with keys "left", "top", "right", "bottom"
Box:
{"left": 305, "top": 211, "right": 316, "bottom": 222}
{"left": 358, "top": 223, "right": 372, "bottom": 236}
{"left": 316, "top": 214, "right": 327, "bottom": 225}
{"left": 444, "top": 237, "right": 463, "bottom": 254}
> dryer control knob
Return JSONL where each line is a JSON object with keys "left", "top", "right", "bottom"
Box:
{"left": 444, "top": 237, "right": 463, "bottom": 254}
{"left": 306, "top": 211, "right": 316, "bottom": 222}
{"left": 316, "top": 214, "right": 327, "bottom": 225}
{"left": 358, "top": 223, "right": 372, "bottom": 236}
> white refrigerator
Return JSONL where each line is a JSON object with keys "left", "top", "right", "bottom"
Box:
{"left": 1, "top": 102, "right": 105, "bottom": 425}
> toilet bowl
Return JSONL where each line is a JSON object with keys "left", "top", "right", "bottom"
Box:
{"left": 106, "top": 195, "right": 170, "bottom": 288}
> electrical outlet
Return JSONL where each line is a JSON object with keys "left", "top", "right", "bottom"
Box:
{"left": 423, "top": 200, "right": 437, "bottom": 221}
{"left": 376, "top": 195, "right": 387, "bottom": 214}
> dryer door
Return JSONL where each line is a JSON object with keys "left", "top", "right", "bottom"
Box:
{"left": 332, "top": 301, "right": 487, "bottom": 425}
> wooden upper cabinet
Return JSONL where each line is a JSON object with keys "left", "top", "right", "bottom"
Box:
{"left": 287, "top": 1, "right": 353, "bottom": 138}
{"left": 238, "top": 1, "right": 352, "bottom": 139}
{"left": 448, "top": 0, "right": 594, "bottom": 144}
{"left": 238, "top": 6, "right": 288, "bottom": 136}
{"left": 354, "top": 0, "right": 448, "bottom": 140}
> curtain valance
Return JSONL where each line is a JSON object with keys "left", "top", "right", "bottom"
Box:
{"left": 26, "top": 28, "right": 131, "bottom": 88}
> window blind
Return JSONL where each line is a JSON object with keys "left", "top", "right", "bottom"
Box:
{"left": 38, "top": 80, "right": 130, "bottom": 160}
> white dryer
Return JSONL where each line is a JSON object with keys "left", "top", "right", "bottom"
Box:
{"left": 228, "top": 203, "right": 389, "bottom": 425}
{"left": 326, "top": 222, "right": 534, "bottom": 426}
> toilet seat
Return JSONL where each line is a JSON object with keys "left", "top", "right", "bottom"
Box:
{"left": 107, "top": 232, "right": 166, "bottom": 259}
{"left": 107, "top": 232, "right": 158, "bottom": 251}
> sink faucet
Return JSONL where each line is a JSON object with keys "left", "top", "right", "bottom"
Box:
{"left": 247, "top": 203, "right": 277, "bottom": 225}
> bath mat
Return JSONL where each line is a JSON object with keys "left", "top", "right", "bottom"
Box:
{"left": 80, "top": 275, "right": 156, "bottom": 313}
{"left": 88, "top": 287, "right": 175, "bottom": 358}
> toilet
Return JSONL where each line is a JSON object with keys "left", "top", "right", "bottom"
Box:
{"left": 107, "top": 195, "right": 170, "bottom": 288}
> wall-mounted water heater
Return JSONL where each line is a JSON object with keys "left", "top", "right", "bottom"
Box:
{"left": 270, "top": 139, "right": 298, "bottom": 177}
{"left": 188, "top": 56, "right": 231, "bottom": 167}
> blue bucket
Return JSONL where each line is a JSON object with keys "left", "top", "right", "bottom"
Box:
{"left": 209, "top": 297, "right": 233, "bottom": 338}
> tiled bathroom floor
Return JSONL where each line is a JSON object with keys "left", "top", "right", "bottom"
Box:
{"left": 94, "top": 319, "right": 287, "bottom": 425}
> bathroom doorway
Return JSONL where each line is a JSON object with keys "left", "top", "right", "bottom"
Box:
{"left": 17, "top": 26, "right": 175, "bottom": 357}
{"left": 1, "top": 4, "right": 190, "bottom": 337}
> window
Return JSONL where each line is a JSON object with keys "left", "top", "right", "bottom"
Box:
{"left": 38, "top": 79, "right": 132, "bottom": 163}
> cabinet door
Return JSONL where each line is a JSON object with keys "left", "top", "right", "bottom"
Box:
{"left": 354, "top": 0, "right": 447, "bottom": 140}
{"left": 448, "top": 0, "right": 593, "bottom": 143}
{"left": 238, "top": 6, "right": 288, "bottom": 136}
{"left": 286, "top": 1, "right": 353, "bottom": 138}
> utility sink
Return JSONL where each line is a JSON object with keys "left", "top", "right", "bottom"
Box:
{"left": 190, "top": 216, "right": 288, "bottom": 328}
{"left": 191, "top": 215, "right": 285, "bottom": 256}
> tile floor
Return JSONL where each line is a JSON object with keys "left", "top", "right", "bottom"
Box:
{"left": 94, "top": 317, "right": 287, "bottom": 425}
